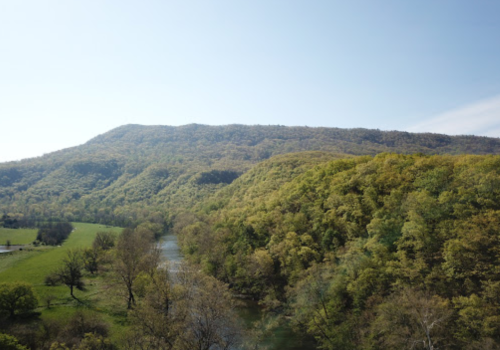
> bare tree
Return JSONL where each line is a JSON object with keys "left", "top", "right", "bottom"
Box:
{"left": 126, "top": 262, "right": 245, "bottom": 350}
{"left": 371, "top": 288, "right": 453, "bottom": 350}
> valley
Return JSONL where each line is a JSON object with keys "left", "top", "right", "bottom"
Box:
{"left": 1, "top": 125, "right": 500, "bottom": 349}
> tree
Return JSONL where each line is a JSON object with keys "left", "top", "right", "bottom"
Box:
{"left": 93, "top": 231, "right": 115, "bottom": 251}
{"left": 58, "top": 250, "right": 85, "bottom": 300}
{"left": 178, "top": 272, "right": 243, "bottom": 350}
{"left": 77, "top": 333, "right": 116, "bottom": 350}
{"left": 82, "top": 247, "right": 100, "bottom": 275}
{"left": 0, "top": 282, "right": 38, "bottom": 318}
{"left": 37, "top": 222, "right": 74, "bottom": 246}
{"left": 371, "top": 288, "right": 453, "bottom": 350}
{"left": 46, "top": 310, "right": 112, "bottom": 350}
{"left": 128, "top": 262, "right": 244, "bottom": 350}
{"left": 114, "top": 227, "right": 156, "bottom": 309}
{"left": 2, "top": 214, "right": 20, "bottom": 229}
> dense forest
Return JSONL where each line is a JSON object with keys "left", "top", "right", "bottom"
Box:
{"left": 177, "top": 152, "right": 500, "bottom": 349}
{"left": 2, "top": 124, "right": 500, "bottom": 229}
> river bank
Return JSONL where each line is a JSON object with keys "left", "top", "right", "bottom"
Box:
{"left": 160, "top": 234, "right": 317, "bottom": 350}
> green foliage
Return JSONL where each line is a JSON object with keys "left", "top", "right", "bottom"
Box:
{"left": 0, "top": 223, "right": 121, "bottom": 302}
{"left": 0, "top": 333, "right": 29, "bottom": 350}
{"left": 370, "top": 288, "right": 453, "bottom": 350}
{"left": 36, "top": 222, "right": 73, "bottom": 246}
{"left": 2, "top": 125, "right": 500, "bottom": 228}
{"left": 178, "top": 153, "right": 500, "bottom": 349}
{"left": 92, "top": 231, "right": 115, "bottom": 251}
{"left": 0, "top": 282, "right": 38, "bottom": 318}
{"left": 1, "top": 214, "right": 19, "bottom": 229}
{"left": 57, "top": 249, "right": 85, "bottom": 299}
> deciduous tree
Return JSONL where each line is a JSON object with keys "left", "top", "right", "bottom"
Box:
{"left": 0, "top": 282, "right": 38, "bottom": 318}
{"left": 58, "top": 250, "right": 85, "bottom": 300}
{"left": 114, "top": 227, "right": 156, "bottom": 309}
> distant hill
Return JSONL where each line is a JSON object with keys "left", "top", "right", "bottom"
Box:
{"left": 1, "top": 124, "right": 499, "bottom": 227}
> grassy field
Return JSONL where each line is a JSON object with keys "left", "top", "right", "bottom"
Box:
{"left": 0, "top": 227, "right": 38, "bottom": 245}
{"left": 0, "top": 222, "right": 128, "bottom": 341}
{"left": 0, "top": 223, "right": 121, "bottom": 298}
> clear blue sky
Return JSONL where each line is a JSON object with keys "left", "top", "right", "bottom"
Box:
{"left": 1, "top": 0, "right": 500, "bottom": 162}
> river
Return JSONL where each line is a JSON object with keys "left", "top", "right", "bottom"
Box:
{"left": 160, "top": 234, "right": 317, "bottom": 350}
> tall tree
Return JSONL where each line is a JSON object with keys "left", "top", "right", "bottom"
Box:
{"left": 127, "top": 262, "right": 244, "bottom": 350}
{"left": 58, "top": 249, "right": 85, "bottom": 300}
{"left": 114, "top": 227, "right": 156, "bottom": 309}
{"left": 371, "top": 288, "right": 453, "bottom": 350}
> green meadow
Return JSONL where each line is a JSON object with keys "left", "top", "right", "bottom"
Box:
{"left": 0, "top": 227, "right": 37, "bottom": 245}
{"left": 0, "top": 223, "right": 127, "bottom": 340}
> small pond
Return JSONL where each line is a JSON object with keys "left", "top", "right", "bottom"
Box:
{"left": 0, "top": 245, "right": 22, "bottom": 254}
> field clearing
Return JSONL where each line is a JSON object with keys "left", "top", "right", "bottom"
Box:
{"left": 0, "top": 222, "right": 133, "bottom": 342}
{"left": 0, "top": 227, "right": 38, "bottom": 244}
{"left": 0, "top": 222, "right": 122, "bottom": 303}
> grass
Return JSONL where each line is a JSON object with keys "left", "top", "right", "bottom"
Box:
{"left": 0, "top": 223, "right": 127, "bottom": 341}
{"left": 0, "top": 223, "right": 121, "bottom": 299}
{"left": 0, "top": 227, "right": 37, "bottom": 245}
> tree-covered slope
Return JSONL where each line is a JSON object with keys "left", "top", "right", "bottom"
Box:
{"left": 1, "top": 124, "right": 500, "bottom": 228}
{"left": 179, "top": 153, "right": 500, "bottom": 349}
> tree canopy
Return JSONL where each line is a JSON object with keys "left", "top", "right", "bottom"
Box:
{"left": 2, "top": 124, "right": 500, "bottom": 228}
{"left": 177, "top": 153, "right": 500, "bottom": 349}
{"left": 0, "top": 282, "right": 38, "bottom": 318}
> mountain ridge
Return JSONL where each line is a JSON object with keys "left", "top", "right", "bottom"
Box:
{"left": 1, "top": 124, "right": 500, "bottom": 227}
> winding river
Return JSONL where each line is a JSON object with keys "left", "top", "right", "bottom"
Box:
{"left": 160, "top": 234, "right": 317, "bottom": 350}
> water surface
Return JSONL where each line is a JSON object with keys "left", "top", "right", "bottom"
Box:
{"left": 160, "top": 233, "right": 317, "bottom": 350}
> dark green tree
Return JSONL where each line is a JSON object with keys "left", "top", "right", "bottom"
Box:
{"left": 0, "top": 282, "right": 38, "bottom": 318}
{"left": 58, "top": 250, "right": 85, "bottom": 300}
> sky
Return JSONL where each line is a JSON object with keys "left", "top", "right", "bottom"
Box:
{"left": 1, "top": 0, "right": 500, "bottom": 162}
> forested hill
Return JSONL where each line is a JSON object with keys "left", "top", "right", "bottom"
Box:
{"left": 1, "top": 124, "right": 500, "bottom": 227}
{"left": 87, "top": 124, "right": 500, "bottom": 155}
{"left": 179, "top": 153, "right": 500, "bottom": 349}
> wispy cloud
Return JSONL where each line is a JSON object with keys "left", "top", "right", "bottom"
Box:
{"left": 408, "top": 95, "right": 500, "bottom": 138}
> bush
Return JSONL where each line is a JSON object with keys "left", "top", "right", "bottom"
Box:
{"left": 45, "top": 273, "right": 61, "bottom": 286}
{"left": 58, "top": 311, "right": 110, "bottom": 348}
{"left": 0, "top": 333, "right": 28, "bottom": 350}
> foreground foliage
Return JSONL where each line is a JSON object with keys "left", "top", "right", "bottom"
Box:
{"left": 0, "top": 223, "right": 246, "bottom": 350}
{"left": 0, "top": 333, "right": 29, "bottom": 350}
{"left": 179, "top": 153, "right": 500, "bottom": 349}
{"left": 125, "top": 263, "right": 245, "bottom": 350}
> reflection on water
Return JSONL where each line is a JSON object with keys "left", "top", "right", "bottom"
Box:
{"left": 0, "top": 246, "right": 14, "bottom": 254}
{"left": 160, "top": 235, "right": 183, "bottom": 263}
{"left": 159, "top": 233, "right": 317, "bottom": 350}
{"left": 238, "top": 299, "right": 317, "bottom": 350}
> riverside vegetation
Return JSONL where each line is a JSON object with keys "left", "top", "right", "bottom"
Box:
{"left": 1, "top": 125, "right": 500, "bottom": 349}
{"left": 0, "top": 223, "right": 246, "bottom": 350}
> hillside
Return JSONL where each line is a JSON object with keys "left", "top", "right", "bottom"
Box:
{"left": 179, "top": 153, "right": 500, "bottom": 349}
{"left": 1, "top": 124, "right": 500, "bottom": 227}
